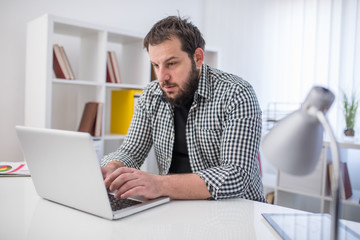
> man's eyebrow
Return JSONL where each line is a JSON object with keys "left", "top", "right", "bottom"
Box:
{"left": 151, "top": 56, "right": 180, "bottom": 65}
{"left": 164, "top": 56, "right": 179, "bottom": 62}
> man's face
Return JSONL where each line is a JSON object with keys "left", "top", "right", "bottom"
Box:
{"left": 148, "top": 37, "right": 201, "bottom": 106}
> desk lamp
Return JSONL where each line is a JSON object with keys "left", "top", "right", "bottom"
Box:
{"left": 261, "top": 86, "right": 341, "bottom": 240}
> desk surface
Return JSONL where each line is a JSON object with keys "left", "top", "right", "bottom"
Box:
{"left": 1, "top": 177, "right": 360, "bottom": 240}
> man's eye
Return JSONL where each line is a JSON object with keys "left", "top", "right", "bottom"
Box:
{"left": 168, "top": 62, "right": 176, "bottom": 66}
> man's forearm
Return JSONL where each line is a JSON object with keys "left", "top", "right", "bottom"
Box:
{"left": 159, "top": 173, "right": 211, "bottom": 200}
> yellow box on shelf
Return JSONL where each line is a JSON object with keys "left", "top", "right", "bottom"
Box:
{"left": 110, "top": 89, "right": 143, "bottom": 135}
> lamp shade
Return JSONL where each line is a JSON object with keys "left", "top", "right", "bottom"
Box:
{"left": 261, "top": 86, "right": 335, "bottom": 175}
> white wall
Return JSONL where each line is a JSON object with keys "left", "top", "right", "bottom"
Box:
{"left": 203, "top": 0, "right": 267, "bottom": 95}
{"left": 0, "top": 0, "right": 205, "bottom": 162}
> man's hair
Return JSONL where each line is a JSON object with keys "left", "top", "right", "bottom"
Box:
{"left": 143, "top": 16, "right": 205, "bottom": 57}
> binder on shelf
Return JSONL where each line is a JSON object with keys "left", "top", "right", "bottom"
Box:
{"left": 106, "top": 51, "right": 121, "bottom": 83}
{"left": 78, "top": 102, "right": 103, "bottom": 137}
{"left": 110, "top": 89, "right": 142, "bottom": 135}
{"left": 53, "top": 44, "right": 75, "bottom": 80}
{"left": 328, "top": 162, "right": 353, "bottom": 200}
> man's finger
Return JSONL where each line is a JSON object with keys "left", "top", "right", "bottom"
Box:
{"left": 108, "top": 171, "right": 138, "bottom": 192}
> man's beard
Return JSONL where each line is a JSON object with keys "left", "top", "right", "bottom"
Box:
{"left": 161, "top": 60, "right": 200, "bottom": 107}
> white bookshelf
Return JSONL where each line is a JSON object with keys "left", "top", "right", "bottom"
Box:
{"left": 25, "top": 14, "right": 149, "bottom": 158}
{"left": 25, "top": 14, "right": 219, "bottom": 163}
{"left": 264, "top": 140, "right": 360, "bottom": 222}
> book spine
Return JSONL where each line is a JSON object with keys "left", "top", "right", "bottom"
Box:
{"left": 342, "top": 162, "right": 353, "bottom": 199}
{"left": 60, "top": 46, "right": 75, "bottom": 80}
{"left": 78, "top": 102, "right": 98, "bottom": 136}
{"left": 110, "top": 51, "right": 121, "bottom": 83}
{"left": 328, "top": 162, "right": 353, "bottom": 200}
{"left": 94, "top": 102, "right": 103, "bottom": 137}
{"left": 106, "top": 52, "right": 116, "bottom": 83}
{"left": 53, "top": 44, "right": 67, "bottom": 79}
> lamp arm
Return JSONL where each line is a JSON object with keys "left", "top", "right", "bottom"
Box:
{"left": 316, "top": 111, "right": 341, "bottom": 240}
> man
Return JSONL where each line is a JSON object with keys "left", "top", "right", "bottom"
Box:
{"left": 101, "top": 16, "right": 266, "bottom": 202}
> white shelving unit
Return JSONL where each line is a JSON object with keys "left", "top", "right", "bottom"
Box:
{"left": 263, "top": 140, "right": 360, "bottom": 222}
{"left": 25, "top": 14, "right": 218, "bottom": 164}
{"left": 25, "top": 14, "right": 150, "bottom": 159}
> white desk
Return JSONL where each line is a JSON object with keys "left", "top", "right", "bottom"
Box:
{"left": 1, "top": 177, "right": 360, "bottom": 240}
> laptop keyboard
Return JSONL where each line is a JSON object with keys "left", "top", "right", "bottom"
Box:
{"left": 108, "top": 194, "right": 141, "bottom": 211}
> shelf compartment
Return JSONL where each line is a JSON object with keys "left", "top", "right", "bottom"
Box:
{"left": 51, "top": 84, "right": 103, "bottom": 131}
{"left": 106, "top": 32, "right": 150, "bottom": 86}
{"left": 276, "top": 186, "right": 324, "bottom": 199}
{"left": 52, "top": 19, "right": 107, "bottom": 84}
{"left": 103, "top": 137, "right": 125, "bottom": 157}
{"left": 323, "top": 189, "right": 360, "bottom": 207}
{"left": 323, "top": 195, "right": 360, "bottom": 222}
{"left": 276, "top": 190, "right": 322, "bottom": 213}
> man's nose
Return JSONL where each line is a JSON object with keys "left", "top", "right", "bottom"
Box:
{"left": 157, "top": 66, "right": 170, "bottom": 83}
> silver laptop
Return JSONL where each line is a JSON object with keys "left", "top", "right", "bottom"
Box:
{"left": 15, "top": 126, "right": 170, "bottom": 220}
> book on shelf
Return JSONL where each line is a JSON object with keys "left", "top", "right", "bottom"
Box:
{"left": 53, "top": 44, "right": 75, "bottom": 80}
{"left": 106, "top": 51, "right": 121, "bottom": 83}
{"left": 60, "top": 45, "right": 75, "bottom": 79}
{"left": 110, "top": 89, "right": 142, "bottom": 135}
{"left": 78, "top": 102, "right": 103, "bottom": 137}
{"left": 53, "top": 44, "right": 67, "bottom": 79}
{"left": 94, "top": 102, "right": 103, "bottom": 137}
{"left": 328, "top": 162, "right": 352, "bottom": 200}
{"left": 106, "top": 52, "right": 116, "bottom": 83}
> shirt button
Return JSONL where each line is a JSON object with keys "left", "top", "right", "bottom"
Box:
{"left": 170, "top": 133, "right": 174, "bottom": 138}
{"left": 167, "top": 157, "right": 171, "bottom": 162}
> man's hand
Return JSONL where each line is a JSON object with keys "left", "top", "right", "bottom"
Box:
{"left": 103, "top": 169, "right": 211, "bottom": 201}
{"left": 101, "top": 160, "right": 126, "bottom": 179}
{"left": 101, "top": 161, "right": 211, "bottom": 200}
{"left": 104, "top": 167, "right": 163, "bottom": 199}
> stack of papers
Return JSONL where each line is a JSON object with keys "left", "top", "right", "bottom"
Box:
{"left": 0, "top": 162, "right": 30, "bottom": 176}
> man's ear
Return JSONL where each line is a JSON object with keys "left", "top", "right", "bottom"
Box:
{"left": 193, "top": 48, "right": 204, "bottom": 67}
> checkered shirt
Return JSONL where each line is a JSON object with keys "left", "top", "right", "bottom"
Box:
{"left": 102, "top": 64, "right": 266, "bottom": 202}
